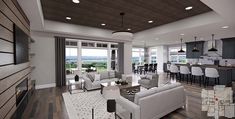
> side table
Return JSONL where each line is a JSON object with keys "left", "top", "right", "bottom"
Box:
{"left": 68, "top": 78, "right": 85, "bottom": 94}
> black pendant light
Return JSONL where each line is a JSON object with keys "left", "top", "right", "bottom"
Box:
{"left": 192, "top": 36, "right": 199, "bottom": 52}
{"left": 178, "top": 38, "right": 185, "bottom": 53}
{"left": 208, "top": 34, "right": 218, "bottom": 52}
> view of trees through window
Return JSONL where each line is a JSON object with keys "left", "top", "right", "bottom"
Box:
{"left": 66, "top": 48, "right": 78, "bottom": 74}
{"left": 65, "top": 40, "right": 118, "bottom": 75}
{"left": 150, "top": 48, "right": 157, "bottom": 63}
{"left": 81, "top": 49, "right": 107, "bottom": 72}
{"left": 168, "top": 47, "right": 187, "bottom": 63}
{"left": 132, "top": 48, "right": 144, "bottom": 64}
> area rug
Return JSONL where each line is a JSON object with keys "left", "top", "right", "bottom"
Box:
{"left": 62, "top": 90, "right": 115, "bottom": 119}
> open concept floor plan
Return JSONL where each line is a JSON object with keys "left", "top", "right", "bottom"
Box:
{"left": 1, "top": 0, "right": 235, "bottom": 119}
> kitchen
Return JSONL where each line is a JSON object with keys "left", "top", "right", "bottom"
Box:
{"left": 164, "top": 36, "right": 235, "bottom": 86}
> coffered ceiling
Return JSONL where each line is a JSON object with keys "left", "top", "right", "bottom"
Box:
{"left": 41, "top": 0, "right": 212, "bottom": 33}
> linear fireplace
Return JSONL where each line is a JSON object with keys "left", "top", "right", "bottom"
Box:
{"left": 16, "top": 78, "right": 28, "bottom": 106}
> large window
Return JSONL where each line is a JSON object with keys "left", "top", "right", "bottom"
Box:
{"left": 168, "top": 47, "right": 186, "bottom": 63}
{"left": 132, "top": 48, "right": 144, "bottom": 64}
{"left": 66, "top": 47, "right": 78, "bottom": 74}
{"left": 66, "top": 40, "right": 118, "bottom": 74}
{"left": 150, "top": 48, "right": 157, "bottom": 64}
{"left": 82, "top": 49, "right": 108, "bottom": 72}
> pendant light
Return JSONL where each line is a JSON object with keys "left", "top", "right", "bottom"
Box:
{"left": 208, "top": 34, "right": 218, "bottom": 52}
{"left": 178, "top": 38, "right": 185, "bottom": 53}
{"left": 192, "top": 36, "right": 199, "bottom": 52}
{"left": 112, "top": 12, "right": 133, "bottom": 41}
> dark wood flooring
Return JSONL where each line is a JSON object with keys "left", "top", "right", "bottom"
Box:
{"left": 22, "top": 87, "right": 69, "bottom": 119}
{"left": 22, "top": 73, "right": 232, "bottom": 119}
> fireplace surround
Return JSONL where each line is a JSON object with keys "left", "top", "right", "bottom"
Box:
{"left": 16, "top": 78, "right": 28, "bottom": 106}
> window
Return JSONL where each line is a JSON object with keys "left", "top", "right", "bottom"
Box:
{"left": 81, "top": 49, "right": 107, "bottom": 72}
{"left": 111, "top": 44, "right": 118, "bottom": 48}
{"left": 65, "top": 39, "right": 118, "bottom": 74}
{"left": 66, "top": 48, "right": 78, "bottom": 74}
{"left": 132, "top": 48, "right": 144, "bottom": 64}
{"left": 168, "top": 46, "right": 186, "bottom": 63}
{"left": 150, "top": 48, "right": 157, "bottom": 63}
{"left": 81, "top": 42, "right": 95, "bottom": 47}
{"left": 66, "top": 41, "right": 77, "bottom": 46}
{"left": 96, "top": 43, "right": 108, "bottom": 48}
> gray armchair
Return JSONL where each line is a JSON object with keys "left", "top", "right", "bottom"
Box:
{"left": 138, "top": 74, "right": 159, "bottom": 89}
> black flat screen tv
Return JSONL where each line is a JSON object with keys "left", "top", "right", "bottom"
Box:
{"left": 13, "top": 24, "right": 29, "bottom": 64}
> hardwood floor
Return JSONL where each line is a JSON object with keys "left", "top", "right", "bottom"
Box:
{"left": 22, "top": 87, "right": 69, "bottom": 119}
{"left": 22, "top": 73, "right": 231, "bottom": 119}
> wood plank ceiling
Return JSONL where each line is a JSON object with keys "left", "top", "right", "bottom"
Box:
{"left": 41, "top": 0, "right": 212, "bottom": 33}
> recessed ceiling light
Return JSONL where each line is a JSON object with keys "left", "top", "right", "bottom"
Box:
{"left": 148, "top": 20, "right": 153, "bottom": 23}
{"left": 72, "top": 0, "right": 80, "bottom": 3}
{"left": 180, "top": 33, "right": 185, "bottom": 36}
{"left": 221, "top": 26, "right": 229, "bottom": 29}
{"left": 127, "top": 28, "right": 131, "bottom": 31}
{"left": 185, "top": 6, "right": 193, "bottom": 10}
{"left": 66, "top": 17, "right": 71, "bottom": 20}
{"left": 101, "top": 23, "right": 106, "bottom": 26}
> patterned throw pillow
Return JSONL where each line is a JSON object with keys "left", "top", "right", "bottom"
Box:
{"left": 94, "top": 74, "right": 101, "bottom": 81}
{"left": 87, "top": 73, "right": 95, "bottom": 82}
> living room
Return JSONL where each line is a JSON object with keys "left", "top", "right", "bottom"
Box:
{"left": 1, "top": 0, "right": 235, "bottom": 119}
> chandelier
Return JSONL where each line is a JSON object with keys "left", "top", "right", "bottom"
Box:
{"left": 112, "top": 12, "right": 133, "bottom": 40}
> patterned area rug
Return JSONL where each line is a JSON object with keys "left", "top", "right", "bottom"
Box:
{"left": 62, "top": 90, "right": 115, "bottom": 119}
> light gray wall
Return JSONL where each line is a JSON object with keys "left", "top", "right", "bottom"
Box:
{"left": 117, "top": 42, "right": 132, "bottom": 74}
{"left": 117, "top": 43, "right": 124, "bottom": 74}
{"left": 31, "top": 31, "right": 56, "bottom": 86}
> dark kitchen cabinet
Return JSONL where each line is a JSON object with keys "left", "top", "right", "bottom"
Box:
{"left": 186, "top": 41, "right": 204, "bottom": 58}
{"left": 222, "top": 37, "right": 235, "bottom": 59}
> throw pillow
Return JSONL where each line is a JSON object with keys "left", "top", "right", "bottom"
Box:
{"left": 146, "top": 75, "right": 153, "bottom": 80}
{"left": 94, "top": 74, "right": 101, "bottom": 81}
{"left": 140, "top": 75, "right": 147, "bottom": 79}
{"left": 87, "top": 73, "right": 95, "bottom": 82}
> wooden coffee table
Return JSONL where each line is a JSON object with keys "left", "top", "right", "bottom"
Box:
{"left": 100, "top": 81, "right": 140, "bottom": 101}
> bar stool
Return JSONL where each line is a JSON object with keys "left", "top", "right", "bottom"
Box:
{"left": 191, "top": 67, "right": 204, "bottom": 86}
{"left": 170, "top": 64, "right": 179, "bottom": 80}
{"left": 180, "top": 66, "right": 191, "bottom": 83}
{"left": 205, "top": 68, "right": 219, "bottom": 86}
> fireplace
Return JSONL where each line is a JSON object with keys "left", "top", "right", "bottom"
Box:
{"left": 16, "top": 78, "right": 28, "bottom": 106}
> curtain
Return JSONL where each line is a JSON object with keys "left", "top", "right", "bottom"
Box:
{"left": 55, "top": 36, "right": 66, "bottom": 87}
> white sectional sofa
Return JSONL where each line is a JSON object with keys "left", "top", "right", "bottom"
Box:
{"left": 83, "top": 71, "right": 121, "bottom": 90}
{"left": 116, "top": 82, "right": 186, "bottom": 119}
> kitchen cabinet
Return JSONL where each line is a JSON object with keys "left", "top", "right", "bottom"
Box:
{"left": 186, "top": 41, "right": 204, "bottom": 58}
{"left": 222, "top": 37, "right": 235, "bottom": 59}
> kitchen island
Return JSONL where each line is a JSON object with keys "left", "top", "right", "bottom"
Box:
{"left": 172, "top": 63, "right": 235, "bottom": 86}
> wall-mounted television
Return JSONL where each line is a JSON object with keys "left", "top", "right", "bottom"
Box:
{"left": 13, "top": 24, "right": 29, "bottom": 64}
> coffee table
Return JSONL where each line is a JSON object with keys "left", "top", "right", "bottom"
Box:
{"left": 100, "top": 81, "right": 140, "bottom": 101}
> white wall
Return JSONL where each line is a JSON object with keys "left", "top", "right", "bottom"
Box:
{"left": 30, "top": 31, "right": 56, "bottom": 87}
{"left": 150, "top": 45, "right": 168, "bottom": 72}
{"left": 123, "top": 42, "right": 132, "bottom": 74}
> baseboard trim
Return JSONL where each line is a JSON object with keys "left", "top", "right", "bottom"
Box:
{"left": 36, "top": 83, "right": 56, "bottom": 89}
